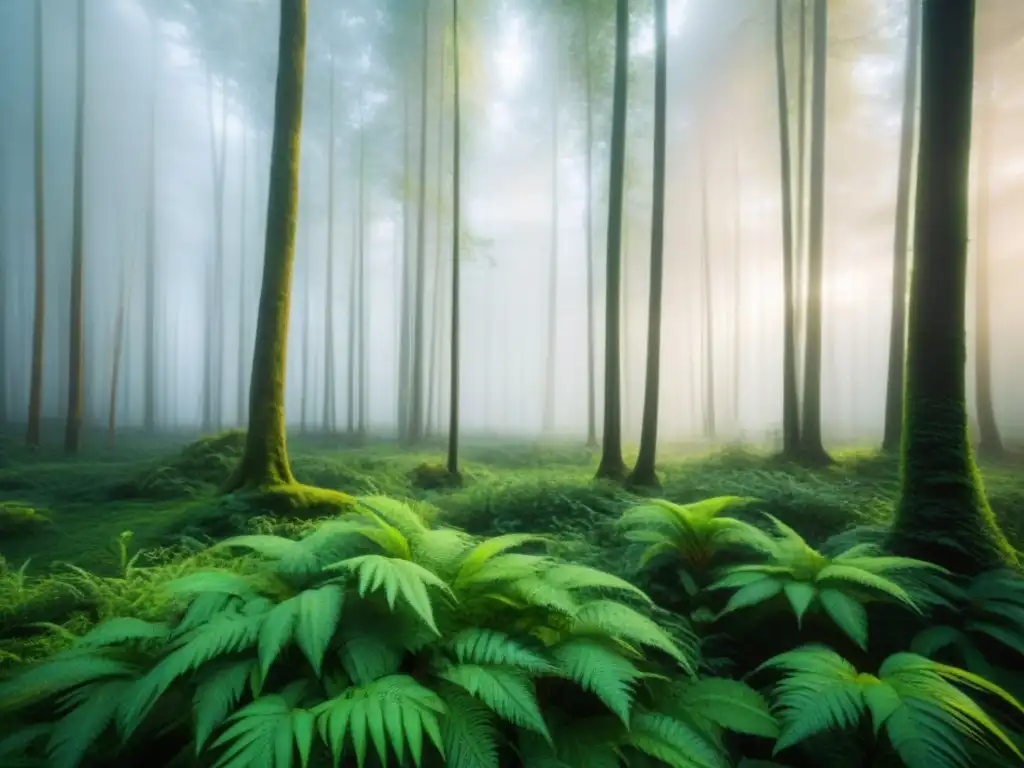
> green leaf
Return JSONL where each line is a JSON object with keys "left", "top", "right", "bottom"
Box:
{"left": 440, "top": 664, "right": 551, "bottom": 742}
{"left": 672, "top": 677, "right": 779, "bottom": 739}
{"left": 720, "top": 578, "right": 784, "bottom": 615}
{"left": 552, "top": 640, "right": 641, "bottom": 725}
{"left": 438, "top": 683, "right": 500, "bottom": 768}
{"left": 194, "top": 659, "right": 257, "bottom": 752}
{"left": 819, "top": 588, "right": 869, "bottom": 650}
{"left": 782, "top": 582, "right": 818, "bottom": 628}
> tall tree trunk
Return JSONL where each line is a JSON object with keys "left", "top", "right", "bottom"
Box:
{"left": 542, "top": 33, "right": 560, "bottom": 435}
{"left": 888, "top": 0, "right": 1015, "bottom": 575}
{"left": 323, "top": 55, "right": 337, "bottom": 433}
{"left": 409, "top": 0, "right": 431, "bottom": 445}
{"left": 64, "top": 0, "right": 87, "bottom": 455}
{"left": 774, "top": 0, "right": 800, "bottom": 458}
{"left": 882, "top": 0, "right": 920, "bottom": 453}
{"left": 143, "top": 18, "right": 158, "bottom": 433}
{"left": 797, "top": 0, "right": 831, "bottom": 465}
{"left": 397, "top": 74, "right": 412, "bottom": 439}
{"left": 732, "top": 146, "right": 742, "bottom": 434}
{"left": 108, "top": 264, "right": 127, "bottom": 448}
{"left": 357, "top": 96, "right": 368, "bottom": 438}
{"left": 27, "top": 0, "right": 46, "bottom": 447}
{"left": 224, "top": 0, "right": 307, "bottom": 492}
{"left": 203, "top": 70, "right": 228, "bottom": 432}
{"left": 583, "top": 2, "right": 598, "bottom": 450}
{"left": 794, "top": 0, "right": 808, "bottom": 390}
{"left": 426, "top": 36, "right": 447, "bottom": 440}
{"left": 446, "top": 0, "right": 462, "bottom": 477}
{"left": 973, "top": 60, "right": 1003, "bottom": 459}
{"left": 594, "top": 0, "right": 629, "bottom": 481}
{"left": 700, "top": 157, "right": 716, "bottom": 441}
{"left": 237, "top": 118, "right": 249, "bottom": 427}
{"left": 628, "top": 0, "right": 667, "bottom": 487}
{"left": 347, "top": 192, "right": 357, "bottom": 434}
{"left": 300, "top": 214, "right": 311, "bottom": 433}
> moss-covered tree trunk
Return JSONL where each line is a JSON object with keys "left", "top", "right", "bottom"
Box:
{"left": 224, "top": 0, "right": 307, "bottom": 492}
{"left": 774, "top": 0, "right": 800, "bottom": 459}
{"left": 973, "top": 60, "right": 1004, "bottom": 460}
{"left": 594, "top": 0, "right": 629, "bottom": 481}
{"left": 27, "top": 0, "right": 46, "bottom": 448}
{"left": 64, "top": 0, "right": 86, "bottom": 456}
{"left": 628, "top": 0, "right": 667, "bottom": 488}
{"left": 446, "top": 0, "right": 462, "bottom": 477}
{"left": 887, "top": 0, "right": 1016, "bottom": 575}
{"left": 882, "top": 0, "right": 919, "bottom": 454}
{"left": 797, "top": 0, "right": 831, "bottom": 466}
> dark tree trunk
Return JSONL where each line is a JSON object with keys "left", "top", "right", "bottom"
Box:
{"left": 446, "top": 0, "right": 462, "bottom": 477}
{"left": 888, "top": 0, "right": 1016, "bottom": 575}
{"left": 347, "top": 193, "right": 357, "bottom": 434}
{"left": 426, "top": 37, "right": 447, "bottom": 440}
{"left": 64, "top": 0, "right": 87, "bottom": 455}
{"left": 774, "top": 0, "right": 800, "bottom": 457}
{"left": 797, "top": 0, "right": 831, "bottom": 465}
{"left": 583, "top": 2, "right": 598, "bottom": 450}
{"left": 357, "top": 95, "right": 368, "bottom": 438}
{"left": 628, "top": 0, "right": 667, "bottom": 488}
{"left": 409, "top": 0, "right": 431, "bottom": 445}
{"left": 882, "top": 0, "right": 920, "bottom": 453}
{"left": 594, "top": 0, "right": 630, "bottom": 481}
{"left": 224, "top": 0, "right": 307, "bottom": 492}
{"left": 973, "top": 60, "right": 1003, "bottom": 459}
{"left": 27, "top": 0, "right": 46, "bottom": 447}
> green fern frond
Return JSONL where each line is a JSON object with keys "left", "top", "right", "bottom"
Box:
{"left": 448, "top": 628, "right": 554, "bottom": 674}
{"left": 541, "top": 564, "right": 652, "bottom": 604}
{"left": 911, "top": 626, "right": 966, "bottom": 657}
{"left": 0, "top": 653, "right": 137, "bottom": 712}
{"left": 505, "top": 577, "right": 579, "bottom": 616}
{"left": 815, "top": 564, "right": 919, "bottom": 609}
{"left": 455, "top": 535, "right": 549, "bottom": 587}
{"left": 193, "top": 659, "right": 257, "bottom": 752}
{"left": 48, "top": 677, "right": 134, "bottom": 768}
{"left": 354, "top": 496, "right": 428, "bottom": 538}
{"left": 163, "top": 571, "right": 257, "bottom": 600}
{"left": 410, "top": 528, "right": 474, "bottom": 578}
{"left": 456, "top": 554, "right": 552, "bottom": 593}
{"left": 439, "top": 663, "right": 551, "bottom": 741}
{"left": 74, "top": 618, "right": 170, "bottom": 650}
{"left": 257, "top": 584, "right": 345, "bottom": 677}
{"left": 574, "top": 600, "right": 695, "bottom": 672}
{"left": 337, "top": 629, "right": 405, "bottom": 685}
{"left": 212, "top": 690, "right": 316, "bottom": 768}
{"left": 818, "top": 588, "right": 868, "bottom": 650}
{"left": 0, "top": 723, "right": 51, "bottom": 765}
{"left": 327, "top": 554, "right": 453, "bottom": 634}
{"left": 314, "top": 674, "right": 446, "bottom": 768}
{"left": 627, "top": 711, "right": 725, "bottom": 768}
{"left": 662, "top": 677, "right": 779, "bottom": 739}
{"left": 438, "top": 683, "right": 501, "bottom": 768}
{"left": 720, "top": 578, "right": 784, "bottom": 615}
{"left": 122, "top": 605, "right": 268, "bottom": 737}
{"left": 552, "top": 639, "right": 641, "bottom": 725}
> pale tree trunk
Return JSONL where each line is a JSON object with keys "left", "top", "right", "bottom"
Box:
{"left": 700, "top": 157, "right": 715, "bottom": 441}
{"left": 447, "top": 0, "right": 462, "bottom": 476}
{"left": 357, "top": 93, "right": 368, "bottom": 438}
{"left": 237, "top": 116, "right": 249, "bottom": 427}
{"left": 542, "top": 30, "right": 560, "bottom": 435}
{"left": 323, "top": 55, "right": 337, "bottom": 432}
{"left": 425, "top": 35, "right": 447, "bottom": 439}
{"left": 774, "top": 0, "right": 800, "bottom": 457}
{"left": 583, "top": 2, "right": 598, "bottom": 450}
{"left": 797, "top": 0, "right": 831, "bottom": 465}
{"left": 973, "top": 59, "right": 1003, "bottom": 458}
{"left": 409, "top": 0, "right": 432, "bottom": 445}
{"left": 224, "top": 0, "right": 307, "bottom": 492}
{"left": 108, "top": 258, "right": 128, "bottom": 448}
{"left": 143, "top": 17, "right": 159, "bottom": 433}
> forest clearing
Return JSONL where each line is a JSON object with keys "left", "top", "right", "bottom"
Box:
{"left": 1, "top": 0, "right": 1024, "bottom": 766}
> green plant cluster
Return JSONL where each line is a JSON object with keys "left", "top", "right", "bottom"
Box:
{"left": 0, "top": 497, "right": 778, "bottom": 768}
{"left": 2, "top": 491, "right": 1024, "bottom": 767}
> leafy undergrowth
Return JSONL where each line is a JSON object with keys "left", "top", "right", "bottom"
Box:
{"left": 1, "top": 495, "right": 1023, "bottom": 767}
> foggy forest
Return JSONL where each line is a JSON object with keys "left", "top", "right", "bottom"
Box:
{"left": 1, "top": 0, "right": 1024, "bottom": 767}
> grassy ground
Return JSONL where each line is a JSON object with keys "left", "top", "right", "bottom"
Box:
{"left": 2, "top": 426, "right": 1023, "bottom": 577}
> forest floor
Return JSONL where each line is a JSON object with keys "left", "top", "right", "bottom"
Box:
{"left": 2, "top": 426, "right": 1023, "bottom": 578}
